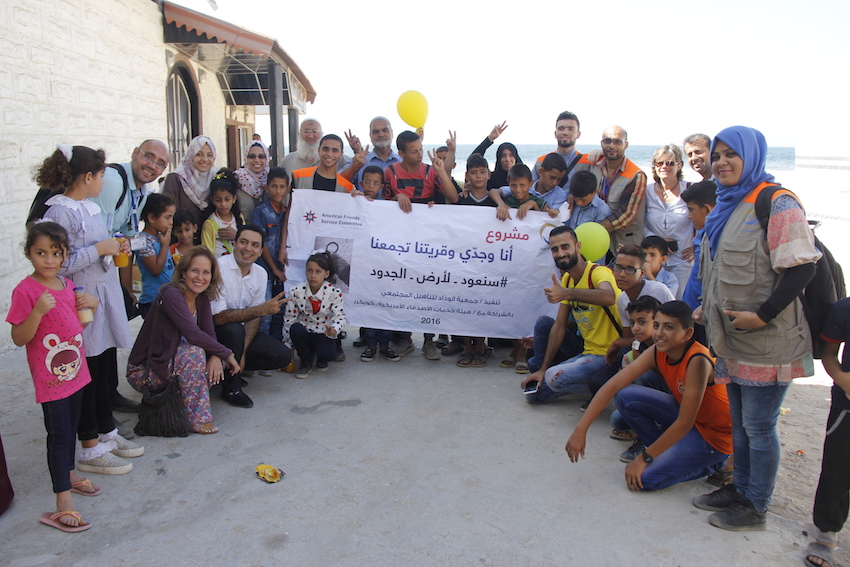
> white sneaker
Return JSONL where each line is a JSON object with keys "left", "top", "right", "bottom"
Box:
{"left": 111, "top": 434, "right": 144, "bottom": 458}
{"left": 78, "top": 452, "right": 133, "bottom": 475}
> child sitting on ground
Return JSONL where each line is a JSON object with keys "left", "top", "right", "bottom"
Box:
{"left": 566, "top": 300, "right": 732, "bottom": 493}
{"left": 170, "top": 209, "right": 197, "bottom": 265}
{"left": 641, "top": 236, "right": 679, "bottom": 298}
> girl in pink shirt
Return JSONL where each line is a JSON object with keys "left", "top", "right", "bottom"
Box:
{"left": 7, "top": 222, "right": 99, "bottom": 532}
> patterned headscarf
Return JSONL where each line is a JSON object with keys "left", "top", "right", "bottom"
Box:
{"left": 234, "top": 140, "right": 270, "bottom": 199}
{"left": 173, "top": 136, "right": 217, "bottom": 210}
{"left": 703, "top": 126, "right": 775, "bottom": 259}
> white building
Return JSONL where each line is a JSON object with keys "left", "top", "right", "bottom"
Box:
{"left": 0, "top": 0, "right": 315, "bottom": 351}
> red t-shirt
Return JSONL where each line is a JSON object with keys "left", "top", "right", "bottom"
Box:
{"left": 381, "top": 163, "right": 443, "bottom": 203}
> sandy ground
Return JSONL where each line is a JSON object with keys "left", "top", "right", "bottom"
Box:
{"left": 0, "top": 167, "right": 847, "bottom": 566}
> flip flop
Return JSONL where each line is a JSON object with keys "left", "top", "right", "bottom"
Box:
{"left": 514, "top": 362, "right": 529, "bottom": 374}
{"left": 441, "top": 341, "right": 464, "bottom": 356}
{"left": 456, "top": 352, "right": 472, "bottom": 367}
{"left": 70, "top": 477, "right": 101, "bottom": 497}
{"left": 471, "top": 353, "right": 487, "bottom": 368}
{"left": 804, "top": 541, "right": 834, "bottom": 567}
{"left": 499, "top": 355, "right": 516, "bottom": 368}
{"left": 39, "top": 511, "right": 91, "bottom": 533}
{"left": 609, "top": 428, "right": 639, "bottom": 441}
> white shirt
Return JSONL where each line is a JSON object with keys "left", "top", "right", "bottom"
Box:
{"left": 210, "top": 254, "right": 267, "bottom": 318}
{"left": 616, "top": 279, "right": 675, "bottom": 328}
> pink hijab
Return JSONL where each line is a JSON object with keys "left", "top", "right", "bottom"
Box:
{"left": 173, "top": 136, "right": 217, "bottom": 210}
{"left": 235, "top": 141, "right": 270, "bottom": 199}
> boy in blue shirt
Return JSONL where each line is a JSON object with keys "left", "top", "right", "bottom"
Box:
{"left": 253, "top": 166, "right": 289, "bottom": 340}
{"left": 641, "top": 236, "right": 679, "bottom": 298}
{"left": 566, "top": 171, "right": 611, "bottom": 229}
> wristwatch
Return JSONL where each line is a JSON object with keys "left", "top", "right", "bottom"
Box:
{"left": 641, "top": 450, "right": 654, "bottom": 464}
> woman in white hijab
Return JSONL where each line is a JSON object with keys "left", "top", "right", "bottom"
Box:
{"left": 234, "top": 140, "right": 270, "bottom": 224}
{"left": 160, "top": 136, "right": 216, "bottom": 238}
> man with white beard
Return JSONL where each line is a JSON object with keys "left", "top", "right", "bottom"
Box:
{"left": 282, "top": 118, "right": 353, "bottom": 178}
{"left": 345, "top": 116, "right": 401, "bottom": 190}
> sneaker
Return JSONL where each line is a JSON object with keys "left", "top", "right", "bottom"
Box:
{"left": 110, "top": 435, "right": 144, "bottom": 458}
{"left": 380, "top": 347, "right": 400, "bottom": 362}
{"left": 258, "top": 370, "right": 274, "bottom": 376}
{"left": 316, "top": 360, "right": 329, "bottom": 372}
{"left": 78, "top": 452, "right": 133, "bottom": 475}
{"left": 423, "top": 340, "right": 440, "bottom": 360}
{"left": 708, "top": 500, "right": 767, "bottom": 531}
{"left": 394, "top": 340, "right": 415, "bottom": 357}
{"left": 295, "top": 363, "right": 312, "bottom": 379}
{"left": 579, "top": 400, "right": 590, "bottom": 412}
{"left": 360, "top": 347, "right": 377, "bottom": 362}
{"left": 353, "top": 337, "right": 367, "bottom": 348}
{"left": 693, "top": 484, "right": 744, "bottom": 511}
{"left": 334, "top": 349, "right": 346, "bottom": 362}
{"left": 619, "top": 439, "right": 646, "bottom": 463}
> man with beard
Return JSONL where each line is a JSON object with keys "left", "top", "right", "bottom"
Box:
{"left": 282, "top": 119, "right": 354, "bottom": 179}
{"left": 90, "top": 139, "right": 170, "bottom": 414}
{"left": 213, "top": 225, "right": 293, "bottom": 408}
{"left": 345, "top": 116, "right": 401, "bottom": 191}
{"left": 591, "top": 125, "right": 648, "bottom": 253}
{"left": 683, "top": 133, "right": 713, "bottom": 180}
{"left": 521, "top": 226, "right": 622, "bottom": 404}
{"left": 531, "top": 111, "right": 593, "bottom": 188}
{"left": 291, "top": 134, "right": 355, "bottom": 193}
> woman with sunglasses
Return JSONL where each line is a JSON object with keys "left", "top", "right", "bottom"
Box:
{"left": 643, "top": 144, "right": 694, "bottom": 300}
{"left": 234, "top": 140, "right": 271, "bottom": 224}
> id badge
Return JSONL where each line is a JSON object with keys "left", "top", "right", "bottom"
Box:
{"left": 130, "top": 236, "right": 146, "bottom": 252}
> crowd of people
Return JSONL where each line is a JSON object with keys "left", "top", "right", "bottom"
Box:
{"left": 3, "top": 110, "right": 847, "bottom": 567}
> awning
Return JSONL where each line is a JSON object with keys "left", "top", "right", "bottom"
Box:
{"left": 161, "top": 1, "right": 316, "bottom": 109}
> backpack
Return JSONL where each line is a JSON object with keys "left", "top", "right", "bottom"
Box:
{"left": 26, "top": 163, "right": 130, "bottom": 226}
{"left": 754, "top": 184, "right": 846, "bottom": 358}
{"left": 563, "top": 263, "right": 623, "bottom": 337}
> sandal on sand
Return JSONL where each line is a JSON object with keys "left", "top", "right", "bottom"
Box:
{"left": 499, "top": 355, "right": 516, "bottom": 368}
{"left": 707, "top": 468, "right": 735, "bottom": 487}
{"left": 471, "top": 353, "right": 487, "bottom": 367}
{"left": 70, "top": 477, "right": 101, "bottom": 497}
{"left": 609, "top": 429, "right": 639, "bottom": 441}
{"left": 39, "top": 511, "right": 91, "bottom": 533}
{"left": 804, "top": 542, "right": 834, "bottom": 567}
{"left": 442, "top": 341, "right": 464, "bottom": 356}
{"left": 193, "top": 422, "right": 219, "bottom": 434}
{"left": 456, "top": 352, "right": 472, "bottom": 367}
{"left": 515, "top": 362, "right": 529, "bottom": 374}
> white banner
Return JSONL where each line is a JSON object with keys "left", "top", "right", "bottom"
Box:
{"left": 285, "top": 191, "right": 560, "bottom": 338}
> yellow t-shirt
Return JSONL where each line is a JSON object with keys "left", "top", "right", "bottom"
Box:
{"left": 560, "top": 263, "right": 622, "bottom": 356}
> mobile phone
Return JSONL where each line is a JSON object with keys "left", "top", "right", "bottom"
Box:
{"left": 524, "top": 381, "right": 539, "bottom": 394}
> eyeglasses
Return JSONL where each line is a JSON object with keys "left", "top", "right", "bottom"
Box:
{"left": 602, "top": 138, "right": 625, "bottom": 146}
{"left": 137, "top": 148, "right": 168, "bottom": 170}
{"left": 611, "top": 263, "right": 641, "bottom": 275}
{"left": 246, "top": 153, "right": 266, "bottom": 160}
{"left": 655, "top": 160, "right": 679, "bottom": 168}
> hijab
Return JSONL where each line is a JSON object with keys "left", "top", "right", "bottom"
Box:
{"left": 235, "top": 140, "right": 270, "bottom": 199}
{"left": 703, "top": 125, "right": 775, "bottom": 259}
{"left": 487, "top": 142, "right": 523, "bottom": 190}
{"left": 173, "top": 136, "right": 217, "bottom": 210}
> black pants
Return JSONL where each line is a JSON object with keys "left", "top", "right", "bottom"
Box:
{"left": 290, "top": 323, "right": 337, "bottom": 364}
{"left": 79, "top": 348, "right": 118, "bottom": 441}
{"left": 813, "top": 402, "right": 850, "bottom": 533}
{"left": 42, "top": 389, "right": 83, "bottom": 493}
{"left": 215, "top": 323, "right": 292, "bottom": 393}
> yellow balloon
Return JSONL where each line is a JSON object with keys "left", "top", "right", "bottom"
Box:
{"left": 397, "top": 90, "right": 428, "bottom": 129}
{"left": 574, "top": 222, "right": 610, "bottom": 262}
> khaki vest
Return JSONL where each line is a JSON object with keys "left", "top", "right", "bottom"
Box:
{"left": 700, "top": 190, "right": 811, "bottom": 364}
{"left": 601, "top": 158, "right": 645, "bottom": 252}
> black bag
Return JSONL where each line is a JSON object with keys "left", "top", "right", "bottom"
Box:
{"left": 133, "top": 298, "right": 191, "bottom": 437}
{"left": 27, "top": 163, "right": 131, "bottom": 226}
{"left": 754, "top": 184, "right": 846, "bottom": 358}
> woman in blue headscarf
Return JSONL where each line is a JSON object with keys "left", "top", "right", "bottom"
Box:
{"left": 694, "top": 126, "right": 821, "bottom": 531}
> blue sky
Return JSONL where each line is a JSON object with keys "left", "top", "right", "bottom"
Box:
{"left": 175, "top": 0, "right": 850, "bottom": 149}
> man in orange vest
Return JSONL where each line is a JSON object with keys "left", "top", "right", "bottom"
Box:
{"left": 531, "top": 111, "right": 593, "bottom": 188}
{"left": 591, "top": 125, "right": 648, "bottom": 254}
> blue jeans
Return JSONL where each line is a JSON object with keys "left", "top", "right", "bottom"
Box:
{"left": 609, "top": 369, "right": 670, "bottom": 431}
{"left": 526, "top": 316, "right": 584, "bottom": 374}
{"left": 42, "top": 389, "right": 84, "bottom": 493}
{"left": 726, "top": 382, "right": 790, "bottom": 512}
{"left": 363, "top": 328, "right": 392, "bottom": 348}
{"left": 526, "top": 353, "right": 607, "bottom": 404}
{"left": 259, "top": 278, "right": 284, "bottom": 341}
{"left": 615, "top": 384, "right": 729, "bottom": 491}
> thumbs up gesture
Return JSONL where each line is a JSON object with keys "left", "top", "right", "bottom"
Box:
{"left": 544, "top": 273, "right": 572, "bottom": 304}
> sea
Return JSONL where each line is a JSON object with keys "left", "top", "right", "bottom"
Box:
{"left": 431, "top": 144, "right": 795, "bottom": 175}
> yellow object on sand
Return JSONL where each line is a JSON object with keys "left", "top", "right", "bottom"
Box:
{"left": 256, "top": 464, "right": 284, "bottom": 483}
